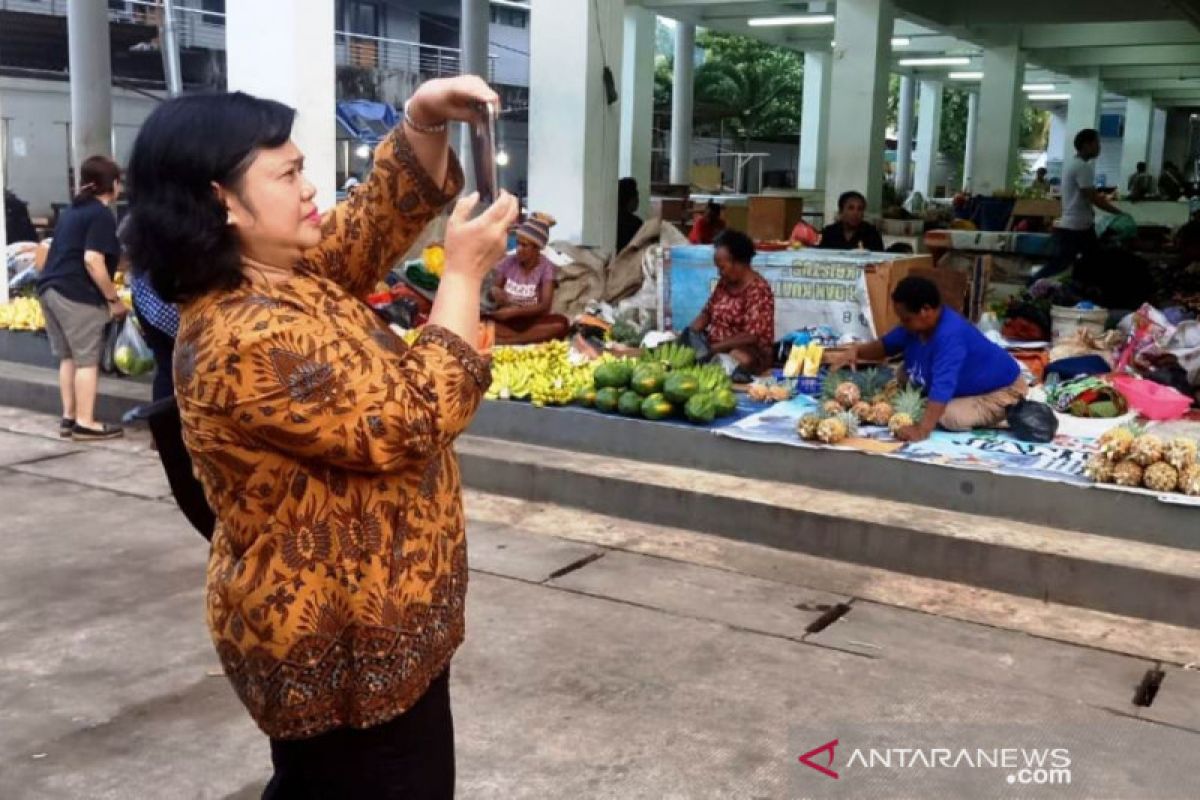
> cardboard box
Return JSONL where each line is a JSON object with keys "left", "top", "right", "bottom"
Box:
{"left": 863, "top": 255, "right": 935, "bottom": 334}
{"left": 748, "top": 195, "right": 806, "bottom": 242}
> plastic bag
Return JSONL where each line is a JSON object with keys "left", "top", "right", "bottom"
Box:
{"left": 678, "top": 327, "right": 712, "bottom": 364}
{"left": 112, "top": 316, "right": 156, "bottom": 377}
{"left": 100, "top": 321, "right": 121, "bottom": 375}
{"left": 1006, "top": 400, "right": 1059, "bottom": 443}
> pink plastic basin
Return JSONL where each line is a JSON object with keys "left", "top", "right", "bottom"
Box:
{"left": 1111, "top": 375, "right": 1193, "bottom": 421}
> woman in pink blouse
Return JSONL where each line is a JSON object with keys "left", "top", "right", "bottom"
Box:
{"left": 488, "top": 211, "right": 570, "bottom": 344}
{"left": 689, "top": 229, "right": 776, "bottom": 377}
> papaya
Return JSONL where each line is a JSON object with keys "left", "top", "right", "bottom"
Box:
{"left": 664, "top": 373, "right": 700, "bottom": 405}
{"left": 640, "top": 393, "right": 674, "bottom": 421}
{"left": 631, "top": 364, "right": 666, "bottom": 397}
{"left": 575, "top": 387, "right": 598, "bottom": 407}
{"left": 595, "top": 387, "right": 621, "bottom": 413}
{"left": 618, "top": 390, "right": 644, "bottom": 417}
{"left": 685, "top": 393, "right": 716, "bottom": 424}
{"left": 713, "top": 388, "right": 738, "bottom": 418}
{"left": 594, "top": 361, "right": 632, "bottom": 390}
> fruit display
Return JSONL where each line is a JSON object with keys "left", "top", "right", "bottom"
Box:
{"left": 796, "top": 413, "right": 822, "bottom": 441}
{"left": 886, "top": 387, "right": 927, "bottom": 437}
{"left": 817, "top": 411, "right": 859, "bottom": 445}
{"left": 584, "top": 351, "right": 732, "bottom": 426}
{"left": 684, "top": 393, "right": 716, "bottom": 424}
{"left": 783, "top": 341, "right": 824, "bottom": 379}
{"left": 631, "top": 363, "right": 666, "bottom": 397}
{"left": 664, "top": 373, "right": 700, "bottom": 405}
{"left": 868, "top": 402, "right": 893, "bottom": 427}
{"left": 641, "top": 341, "right": 697, "bottom": 371}
{"left": 1089, "top": 424, "right": 1200, "bottom": 497}
{"left": 640, "top": 393, "right": 674, "bottom": 420}
{"left": 0, "top": 297, "right": 45, "bottom": 331}
{"left": 850, "top": 400, "right": 872, "bottom": 423}
{"left": 713, "top": 389, "right": 738, "bottom": 418}
{"left": 485, "top": 341, "right": 594, "bottom": 406}
{"left": 800, "top": 369, "right": 928, "bottom": 446}
{"left": 747, "top": 379, "right": 795, "bottom": 404}
{"left": 595, "top": 387, "right": 621, "bottom": 413}
{"left": 618, "top": 390, "right": 643, "bottom": 416}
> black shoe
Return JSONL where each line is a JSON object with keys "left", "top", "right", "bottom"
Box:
{"left": 59, "top": 418, "right": 75, "bottom": 438}
{"left": 71, "top": 422, "right": 124, "bottom": 441}
{"left": 732, "top": 367, "right": 754, "bottom": 385}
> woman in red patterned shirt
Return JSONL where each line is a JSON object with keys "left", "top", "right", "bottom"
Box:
{"left": 689, "top": 229, "right": 776, "bottom": 376}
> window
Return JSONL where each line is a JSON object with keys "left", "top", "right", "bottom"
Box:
{"left": 490, "top": 7, "right": 527, "bottom": 28}
{"left": 201, "top": 0, "right": 225, "bottom": 26}
{"left": 347, "top": 0, "right": 381, "bottom": 37}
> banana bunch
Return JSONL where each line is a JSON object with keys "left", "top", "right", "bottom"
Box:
{"left": 487, "top": 341, "right": 590, "bottom": 405}
{"left": 0, "top": 297, "right": 45, "bottom": 331}
{"left": 677, "top": 363, "right": 732, "bottom": 394}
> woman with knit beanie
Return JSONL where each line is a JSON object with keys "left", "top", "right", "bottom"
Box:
{"left": 488, "top": 211, "right": 571, "bottom": 344}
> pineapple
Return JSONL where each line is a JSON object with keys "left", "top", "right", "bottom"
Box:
{"left": 822, "top": 399, "right": 845, "bottom": 416}
{"left": 817, "top": 411, "right": 859, "bottom": 445}
{"left": 868, "top": 401, "right": 893, "bottom": 427}
{"left": 1143, "top": 462, "right": 1180, "bottom": 493}
{"left": 1112, "top": 460, "right": 1144, "bottom": 487}
{"left": 797, "top": 413, "right": 822, "bottom": 441}
{"left": 748, "top": 382, "right": 771, "bottom": 402}
{"left": 854, "top": 368, "right": 887, "bottom": 403}
{"left": 1165, "top": 437, "right": 1198, "bottom": 471}
{"left": 820, "top": 369, "right": 852, "bottom": 402}
{"left": 768, "top": 383, "right": 793, "bottom": 403}
{"left": 879, "top": 379, "right": 901, "bottom": 403}
{"left": 1085, "top": 455, "right": 1116, "bottom": 484}
{"left": 850, "top": 400, "right": 873, "bottom": 423}
{"left": 1129, "top": 434, "right": 1164, "bottom": 467}
{"left": 1180, "top": 464, "right": 1200, "bottom": 496}
{"left": 1097, "top": 424, "right": 1141, "bottom": 462}
{"left": 887, "top": 386, "right": 927, "bottom": 437}
{"left": 835, "top": 381, "right": 861, "bottom": 409}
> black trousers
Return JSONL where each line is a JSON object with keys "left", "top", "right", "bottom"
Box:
{"left": 263, "top": 670, "right": 455, "bottom": 800}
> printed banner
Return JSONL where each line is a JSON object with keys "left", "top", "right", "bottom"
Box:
{"left": 664, "top": 246, "right": 882, "bottom": 341}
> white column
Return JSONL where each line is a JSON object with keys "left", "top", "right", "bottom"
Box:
{"left": 1064, "top": 68, "right": 1102, "bottom": 161}
{"left": 824, "top": 0, "right": 894, "bottom": 222}
{"left": 669, "top": 22, "right": 695, "bottom": 186}
{"left": 529, "top": 0, "right": 624, "bottom": 248}
{"left": 913, "top": 79, "right": 942, "bottom": 197}
{"left": 0, "top": 87, "right": 7, "bottom": 302}
{"left": 798, "top": 50, "right": 832, "bottom": 191}
{"left": 1047, "top": 108, "right": 1068, "bottom": 166}
{"left": 1120, "top": 95, "right": 1154, "bottom": 188}
{"left": 895, "top": 75, "right": 916, "bottom": 193}
{"left": 962, "top": 90, "right": 979, "bottom": 192}
{"left": 974, "top": 42, "right": 1024, "bottom": 195}
{"left": 227, "top": 0, "right": 336, "bottom": 209}
{"left": 67, "top": 0, "right": 114, "bottom": 176}
{"left": 1149, "top": 108, "right": 1168, "bottom": 175}
{"left": 459, "top": 0, "right": 489, "bottom": 192}
{"left": 620, "top": 6, "right": 655, "bottom": 218}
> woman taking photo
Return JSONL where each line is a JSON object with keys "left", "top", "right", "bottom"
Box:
{"left": 36, "top": 155, "right": 127, "bottom": 440}
{"left": 123, "top": 76, "right": 516, "bottom": 797}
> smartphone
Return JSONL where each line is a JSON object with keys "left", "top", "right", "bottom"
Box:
{"left": 469, "top": 100, "right": 499, "bottom": 205}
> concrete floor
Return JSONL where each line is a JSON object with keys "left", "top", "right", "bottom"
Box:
{"left": 0, "top": 406, "right": 1198, "bottom": 799}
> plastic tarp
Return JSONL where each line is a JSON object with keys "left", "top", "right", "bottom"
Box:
{"left": 337, "top": 100, "right": 400, "bottom": 144}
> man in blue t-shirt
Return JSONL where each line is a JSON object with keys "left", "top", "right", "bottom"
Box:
{"left": 831, "top": 276, "right": 1025, "bottom": 441}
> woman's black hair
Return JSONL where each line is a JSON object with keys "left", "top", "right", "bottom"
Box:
{"left": 891, "top": 275, "right": 942, "bottom": 312}
{"left": 713, "top": 228, "right": 756, "bottom": 264}
{"left": 73, "top": 155, "right": 122, "bottom": 206}
{"left": 838, "top": 190, "right": 867, "bottom": 211}
{"left": 122, "top": 91, "right": 296, "bottom": 303}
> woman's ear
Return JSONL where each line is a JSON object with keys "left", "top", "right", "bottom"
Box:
{"left": 212, "top": 181, "right": 239, "bottom": 226}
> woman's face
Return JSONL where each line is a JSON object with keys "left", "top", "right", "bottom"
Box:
{"left": 841, "top": 198, "right": 866, "bottom": 228}
{"left": 714, "top": 246, "right": 742, "bottom": 282}
{"left": 516, "top": 238, "right": 541, "bottom": 267}
{"left": 224, "top": 139, "right": 321, "bottom": 266}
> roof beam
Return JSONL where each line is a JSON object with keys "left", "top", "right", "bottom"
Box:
{"left": 637, "top": 0, "right": 780, "bottom": 9}
{"left": 1147, "top": 87, "right": 1200, "bottom": 99}
{"left": 1106, "top": 78, "right": 1200, "bottom": 92}
{"left": 895, "top": 0, "right": 1181, "bottom": 26}
{"left": 1154, "top": 98, "right": 1200, "bottom": 107}
{"left": 1099, "top": 65, "right": 1200, "bottom": 80}
{"left": 1032, "top": 44, "right": 1200, "bottom": 67}
{"left": 1018, "top": 21, "right": 1200, "bottom": 48}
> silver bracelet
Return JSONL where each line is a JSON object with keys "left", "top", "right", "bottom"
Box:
{"left": 403, "top": 99, "right": 447, "bottom": 135}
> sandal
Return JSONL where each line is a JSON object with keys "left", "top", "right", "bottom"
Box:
{"left": 71, "top": 422, "right": 124, "bottom": 441}
{"left": 59, "top": 418, "right": 75, "bottom": 438}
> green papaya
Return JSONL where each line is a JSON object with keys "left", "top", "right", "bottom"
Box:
{"left": 575, "top": 387, "right": 598, "bottom": 407}
{"left": 631, "top": 364, "right": 666, "bottom": 397}
{"left": 595, "top": 387, "right": 621, "bottom": 413}
{"left": 713, "top": 388, "right": 738, "bottom": 418}
{"left": 594, "top": 361, "right": 632, "bottom": 390}
{"left": 664, "top": 373, "right": 700, "bottom": 405}
{"left": 685, "top": 392, "right": 716, "bottom": 424}
{"left": 640, "top": 393, "right": 674, "bottom": 421}
{"left": 618, "top": 390, "right": 644, "bottom": 417}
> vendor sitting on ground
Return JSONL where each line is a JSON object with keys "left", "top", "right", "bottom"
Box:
{"left": 789, "top": 199, "right": 820, "bottom": 247}
{"left": 689, "top": 199, "right": 726, "bottom": 245}
{"left": 488, "top": 211, "right": 570, "bottom": 344}
{"left": 818, "top": 190, "right": 885, "bottom": 251}
{"left": 689, "top": 229, "right": 775, "bottom": 378}
{"left": 830, "top": 276, "right": 1025, "bottom": 442}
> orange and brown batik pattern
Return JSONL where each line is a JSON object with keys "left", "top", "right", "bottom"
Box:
{"left": 174, "top": 126, "right": 487, "bottom": 740}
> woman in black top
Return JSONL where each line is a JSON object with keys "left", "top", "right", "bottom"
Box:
{"left": 819, "top": 190, "right": 885, "bottom": 251}
{"left": 36, "top": 155, "right": 127, "bottom": 440}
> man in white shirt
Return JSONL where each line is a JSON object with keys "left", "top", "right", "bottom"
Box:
{"left": 1039, "top": 128, "right": 1123, "bottom": 280}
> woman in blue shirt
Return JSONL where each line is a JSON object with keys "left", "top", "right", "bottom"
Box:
{"left": 831, "top": 276, "right": 1025, "bottom": 441}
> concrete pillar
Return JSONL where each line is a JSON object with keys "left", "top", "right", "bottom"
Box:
{"left": 0, "top": 87, "right": 7, "bottom": 302}
{"left": 529, "top": 0, "right": 624, "bottom": 248}
{"left": 1047, "top": 108, "right": 1068, "bottom": 167}
{"left": 962, "top": 90, "right": 979, "bottom": 193}
{"left": 619, "top": 6, "right": 655, "bottom": 218}
{"left": 67, "top": 0, "right": 114, "bottom": 178}
{"left": 913, "top": 79, "right": 942, "bottom": 197}
{"left": 1120, "top": 95, "right": 1154, "bottom": 188}
{"left": 1064, "top": 68, "right": 1102, "bottom": 161}
{"left": 459, "top": 0, "right": 489, "bottom": 191}
{"left": 669, "top": 22, "right": 695, "bottom": 186}
{"left": 798, "top": 50, "right": 832, "bottom": 191}
{"left": 895, "top": 75, "right": 916, "bottom": 193}
{"left": 1149, "top": 108, "right": 1168, "bottom": 175}
{"left": 974, "top": 42, "right": 1024, "bottom": 195}
{"left": 227, "top": 0, "right": 336, "bottom": 209}
{"left": 825, "top": 0, "right": 894, "bottom": 222}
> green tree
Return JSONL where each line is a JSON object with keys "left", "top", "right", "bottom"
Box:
{"left": 690, "top": 30, "right": 804, "bottom": 142}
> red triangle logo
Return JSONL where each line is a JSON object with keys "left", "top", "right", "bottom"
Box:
{"left": 798, "top": 738, "right": 839, "bottom": 779}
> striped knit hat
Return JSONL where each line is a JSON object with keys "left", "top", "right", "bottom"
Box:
{"left": 515, "top": 212, "right": 556, "bottom": 248}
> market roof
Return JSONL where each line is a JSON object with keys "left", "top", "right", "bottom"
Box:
{"left": 635, "top": 0, "right": 1200, "bottom": 109}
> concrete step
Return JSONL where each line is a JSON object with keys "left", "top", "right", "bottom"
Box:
{"left": 456, "top": 435, "right": 1200, "bottom": 629}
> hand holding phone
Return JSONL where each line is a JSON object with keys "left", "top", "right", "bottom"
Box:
{"left": 469, "top": 100, "right": 499, "bottom": 206}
